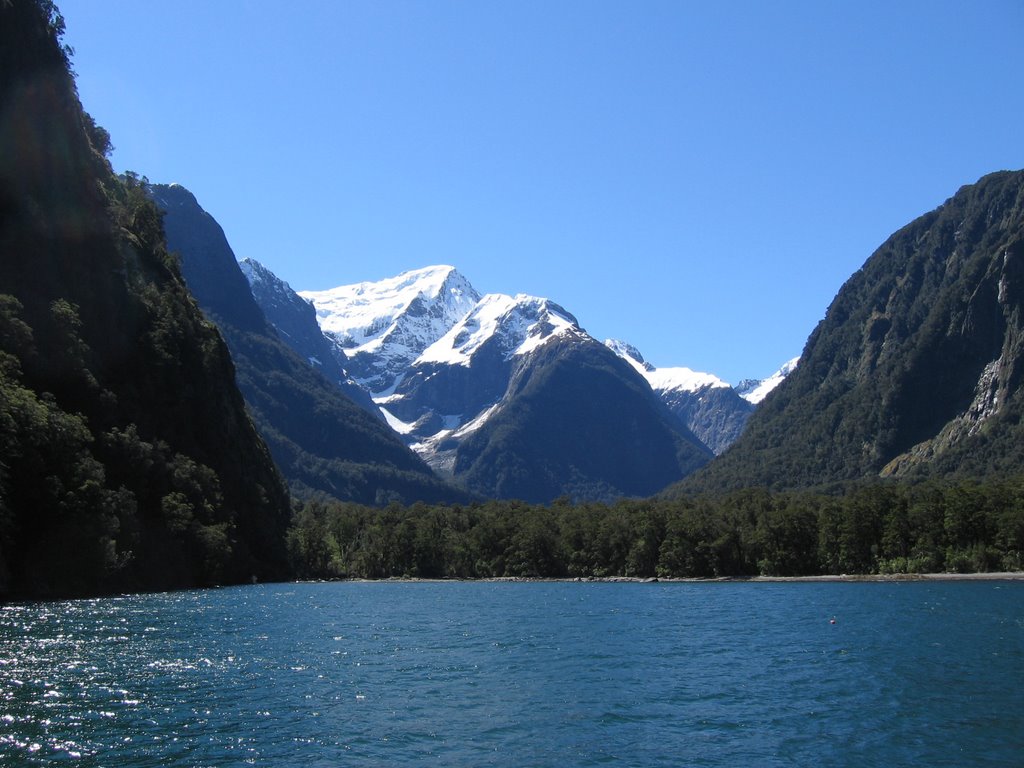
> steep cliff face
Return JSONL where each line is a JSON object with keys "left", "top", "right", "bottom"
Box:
{"left": 151, "top": 185, "right": 472, "bottom": 506}
{"left": 0, "top": 0, "right": 291, "bottom": 597}
{"left": 680, "top": 170, "right": 1024, "bottom": 493}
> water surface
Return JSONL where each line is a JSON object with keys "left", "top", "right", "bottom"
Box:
{"left": 1, "top": 581, "right": 1022, "bottom": 766}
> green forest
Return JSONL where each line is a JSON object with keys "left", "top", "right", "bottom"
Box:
{"left": 287, "top": 477, "right": 1024, "bottom": 580}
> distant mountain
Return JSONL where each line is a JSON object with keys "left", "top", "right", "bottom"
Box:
{"left": 302, "top": 269, "right": 712, "bottom": 502}
{"left": 0, "top": 0, "right": 291, "bottom": 597}
{"left": 384, "top": 292, "right": 585, "bottom": 460}
{"left": 239, "top": 258, "right": 380, "bottom": 417}
{"left": 151, "top": 185, "right": 472, "bottom": 505}
{"left": 606, "top": 340, "right": 756, "bottom": 454}
{"left": 300, "top": 266, "right": 480, "bottom": 394}
{"left": 679, "top": 169, "right": 1024, "bottom": 493}
{"left": 451, "top": 333, "right": 713, "bottom": 502}
{"left": 735, "top": 357, "right": 800, "bottom": 405}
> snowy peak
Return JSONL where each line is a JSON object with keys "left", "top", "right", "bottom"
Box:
{"left": 605, "top": 339, "right": 754, "bottom": 454}
{"left": 604, "top": 339, "right": 654, "bottom": 373}
{"left": 300, "top": 265, "right": 479, "bottom": 351}
{"left": 605, "top": 339, "right": 727, "bottom": 393}
{"left": 736, "top": 356, "right": 800, "bottom": 404}
{"left": 300, "top": 265, "right": 481, "bottom": 393}
{"left": 419, "top": 293, "right": 582, "bottom": 367}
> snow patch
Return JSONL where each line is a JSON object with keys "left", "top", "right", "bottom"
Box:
{"left": 417, "top": 293, "right": 578, "bottom": 366}
{"left": 737, "top": 357, "right": 800, "bottom": 404}
{"left": 605, "top": 339, "right": 729, "bottom": 393}
{"left": 379, "top": 407, "right": 416, "bottom": 435}
{"left": 299, "top": 265, "right": 478, "bottom": 352}
{"left": 647, "top": 366, "right": 730, "bottom": 393}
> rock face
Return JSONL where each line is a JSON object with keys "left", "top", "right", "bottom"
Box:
{"left": 151, "top": 185, "right": 472, "bottom": 505}
{"left": 656, "top": 385, "right": 754, "bottom": 455}
{"left": 678, "top": 169, "right": 1024, "bottom": 493}
{"left": 300, "top": 266, "right": 481, "bottom": 395}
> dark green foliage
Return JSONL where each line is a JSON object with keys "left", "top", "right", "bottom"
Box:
{"left": 0, "top": 0, "right": 292, "bottom": 598}
{"left": 286, "top": 476, "right": 1024, "bottom": 579}
{"left": 679, "top": 170, "right": 1024, "bottom": 495}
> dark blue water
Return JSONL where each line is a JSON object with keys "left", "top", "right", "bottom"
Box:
{"left": 1, "top": 581, "right": 1022, "bottom": 767}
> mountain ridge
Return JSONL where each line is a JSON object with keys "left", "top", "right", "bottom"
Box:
{"left": 677, "top": 169, "right": 1024, "bottom": 493}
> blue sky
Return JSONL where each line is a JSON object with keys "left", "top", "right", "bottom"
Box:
{"left": 59, "top": 0, "right": 1024, "bottom": 384}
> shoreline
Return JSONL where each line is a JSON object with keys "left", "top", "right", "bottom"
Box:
{"left": 324, "top": 571, "right": 1024, "bottom": 585}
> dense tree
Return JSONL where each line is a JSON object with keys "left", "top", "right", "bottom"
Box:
{"left": 285, "top": 477, "right": 1024, "bottom": 581}
{"left": 0, "top": 0, "right": 292, "bottom": 598}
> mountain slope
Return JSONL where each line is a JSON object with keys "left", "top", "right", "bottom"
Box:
{"left": 453, "top": 335, "right": 714, "bottom": 502}
{"left": 151, "top": 184, "right": 472, "bottom": 505}
{"left": 239, "top": 257, "right": 380, "bottom": 417}
{"left": 0, "top": 0, "right": 291, "bottom": 597}
{"left": 381, "top": 292, "right": 584, "bottom": 448}
{"left": 680, "top": 169, "right": 1024, "bottom": 493}
{"left": 606, "top": 340, "right": 756, "bottom": 454}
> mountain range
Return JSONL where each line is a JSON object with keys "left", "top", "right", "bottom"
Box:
{"left": 604, "top": 340, "right": 798, "bottom": 454}
{"left": 236, "top": 261, "right": 797, "bottom": 501}
{"left": 240, "top": 264, "right": 718, "bottom": 502}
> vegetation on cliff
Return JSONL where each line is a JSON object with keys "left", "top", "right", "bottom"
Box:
{"left": 0, "top": 0, "right": 292, "bottom": 597}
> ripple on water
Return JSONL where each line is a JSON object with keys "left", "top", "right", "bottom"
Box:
{"left": 1, "top": 581, "right": 1023, "bottom": 766}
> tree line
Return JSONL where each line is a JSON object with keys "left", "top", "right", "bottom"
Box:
{"left": 286, "top": 476, "right": 1024, "bottom": 580}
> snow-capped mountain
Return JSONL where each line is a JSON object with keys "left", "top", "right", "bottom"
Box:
{"left": 606, "top": 340, "right": 754, "bottom": 454}
{"left": 607, "top": 339, "right": 732, "bottom": 392}
{"left": 299, "top": 265, "right": 480, "bottom": 394}
{"left": 379, "top": 293, "right": 589, "bottom": 471}
{"left": 418, "top": 293, "right": 582, "bottom": 367}
{"left": 736, "top": 357, "right": 800, "bottom": 404}
{"left": 293, "top": 267, "right": 711, "bottom": 501}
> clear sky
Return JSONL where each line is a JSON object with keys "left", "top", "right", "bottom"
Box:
{"left": 58, "top": 0, "right": 1024, "bottom": 384}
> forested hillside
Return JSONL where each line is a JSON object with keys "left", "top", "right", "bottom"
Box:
{"left": 0, "top": 0, "right": 292, "bottom": 597}
{"left": 679, "top": 170, "right": 1024, "bottom": 494}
